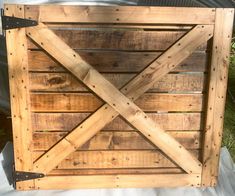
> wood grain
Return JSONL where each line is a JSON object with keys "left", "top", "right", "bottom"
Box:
{"left": 202, "top": 8, "right": 234, "bottom": 187}
{"left": 24, "top": 5, "right": 215, "bottom": 24}
{"left": 4, "top": 4, "right": 232, "bottom": 190}
{"left": 30, "top": 93, "right": 204, "bottom": 112}
{"left": 34, "top": 174, "right": 201, "bottom": 189}
{"left": 27, "top": 24, "right": 212, "bottom": 174}
{"left": 33, "top": 150, "right": 199, "bottom": 169}
{"left": 48, "top": 23, "right": 193, "bottom": 30}
{"left": 27, "top": 29, "right": 187, "bottom": 50}
{"left": 5, "top": 4, "right": 34, "bottom": 190}
{"left": 48, "top": 168, "right": 184, "bottom": 175}
{"left": 28, "top": 50, "right": 208, "bottom": 73}
{"left": 31, "top": 112, "right": 203, "bottom": 131}
{"left": 29, "top": 72, "right": 205, "bottom": 92}
{"left": 33, "top": 131, "right": 202, "bottom": 151}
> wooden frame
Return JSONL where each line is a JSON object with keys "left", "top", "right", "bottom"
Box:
{"left": 5, "top": 4, "right": 234, "bottom": 190}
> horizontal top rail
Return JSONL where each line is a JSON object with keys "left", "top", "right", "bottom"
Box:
{"left": 4, "top": 5, "right": 217, "bottom": 24}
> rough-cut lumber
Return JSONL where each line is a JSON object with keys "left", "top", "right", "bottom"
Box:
{"left": 33, "top": 150, "right": 199, "bottom": 169}
{"left": 27, "top": 24, "right": 212, "bottom": 174}
{"left": 202, "top": 8, "right": 234, "bottom": 187}
{"left": 47, "top": 24, "right": 193, "bottom": 30}
{"left": 30, "top": 93, "right": 204, "bottom": 112}
{"left": 33, "top": 131, "right": 201, "bottom": 150}
{"left": 28, "top": 50, "right": 208, "bottom": 73}
{"left": 34, "top": 174, "right": 201, "bottom": 189}
{"left": 31, "top": 112, "right": 203, "bottom": 131}
{"left": 48, "top": 168, "right": 184, "bottom": 175}
{"left": 5, "top": 5, "right": 34, "bottom": 190}
{"left": 27, "top": 29, "right": 186, "bottom": 50}
{"left": 24, "top": 5, "right": 215, "bottom": 24}
{"left": 29, "top": 72, "right": 205, "bottom": 92}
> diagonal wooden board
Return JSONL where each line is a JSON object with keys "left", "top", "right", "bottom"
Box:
{"left": 27, "top": 24, "right": 213, "bottom": 174}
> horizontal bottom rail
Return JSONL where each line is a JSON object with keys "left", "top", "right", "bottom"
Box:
{"left": 31, "top": 174, "right": 201, "bottom": 190}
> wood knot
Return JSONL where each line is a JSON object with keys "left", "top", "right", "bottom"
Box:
{"left": 47, "top": 76, "right": 65, "bottom": 85}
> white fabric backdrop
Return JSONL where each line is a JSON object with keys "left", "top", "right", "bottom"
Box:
{"left": 0, "top": 142, "right": 235, "bottom": 196}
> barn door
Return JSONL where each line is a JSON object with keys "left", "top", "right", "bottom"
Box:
{"left": 5, "top": 4, "right": 234, "bottom": 190}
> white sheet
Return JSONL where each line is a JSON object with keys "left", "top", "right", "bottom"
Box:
{"left": 0, "top": 143, "right": 235, "bottom": 196}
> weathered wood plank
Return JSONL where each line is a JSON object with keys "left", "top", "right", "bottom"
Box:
{"left": 30, "top": 93, "right": 204, "bottom": 112}
{"left": 33, "top": 150, "right": 199, "bottom": 169}
{"left": 27, "top": 29, "right": 186, "bottom": 50}
{"left": 31, "top": 112, "right": 203, "bottom": 131}
{"left": 49, "top": 168, "right": 184, "bottom": 175}
{"left": 28, "top": 50, "right": 208, "bottom": 73}
{"left": 33, "top": 131, "right": 201, "bottom": 151}
{"left": 29, "top": 72, "right": 205, "bottom": 92}
{"left": 24, "top": 5, "right": 215, "bottom": 24}
{"left": 5, "top": 4, "right": 34, "bottom": 190}
{"left": 27, "top": 24, "right": 212, "bottom": 174}
{"left": 48, "top": 23, "right": 193, "bottom": 30}
{"left": 202, "top": 8, "right": 234, "bottom": 187}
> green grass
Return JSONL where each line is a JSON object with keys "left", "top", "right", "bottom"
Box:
{"left": 222, "top": 36, "right": 235, "bottom": 161}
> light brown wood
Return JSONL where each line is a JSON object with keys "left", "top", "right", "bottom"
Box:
{"left": 29, "top": 72, "right": 205, "bottom": 92}
{"left": 30, "top": 93, "right": 204, "bottom": 112}
{"left": 33, "top": 150, "right": 199, "bottom": 169}
{"left": 24, "top": 5, "right": 215, "bottom": 24}
{"left": 34, "top": 174, "right": 201, "bottom": 189}
{"left": 28, "top": 50, "right": 208, "bottom": 73}
{"left": 33, "top": 131, "right": 202, "bottom": 150}
{"left": 5, "top": 4, "right": 34, "bottom": 190}
{"left": 31, "top": 112, "right": 203, "bottom": 131}
{"left": 202, "top": 8, "right": 234, "bottom": 187}
{"left": 27, "top": 24, "right": 212, "bottom": 174}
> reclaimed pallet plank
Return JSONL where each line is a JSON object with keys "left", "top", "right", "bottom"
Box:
{"left": 33, "top": 131, "right": 201, "bottom": 151}
{"left": 31, "top": 112, "right": 203, "bottom": 131}
{"left": 29, "top": 72, "right": 205, "bottom": 92}
{"left": 28, "top": 50, "right": 208, "bottom": 73}
{"left": 27, "top": 24, "right": 212, "bottom": 174}
{"left": 30, "top": 93, "right": 204, "bottom": 112}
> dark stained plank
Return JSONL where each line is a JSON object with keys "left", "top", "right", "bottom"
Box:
{"left": 28, "top": 50, "right": 208, "bottom": 73}
{"left": 31, "top": 112, "right": 203, "bottom": 131}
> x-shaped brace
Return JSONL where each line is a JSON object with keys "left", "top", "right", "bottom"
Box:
{"left": 27, "top": 23, "right": 213, "bottom": 175}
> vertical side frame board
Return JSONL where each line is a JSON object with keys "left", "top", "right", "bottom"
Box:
{"left": 202, "top": 8, "right": 234, "bottom": 186}
{"left": 5, "top": 5, "right": 34, "bottom": 189}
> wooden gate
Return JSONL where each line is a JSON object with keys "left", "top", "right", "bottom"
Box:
{"left": 5, "top": 4, "right": 234, "bottom": 190}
